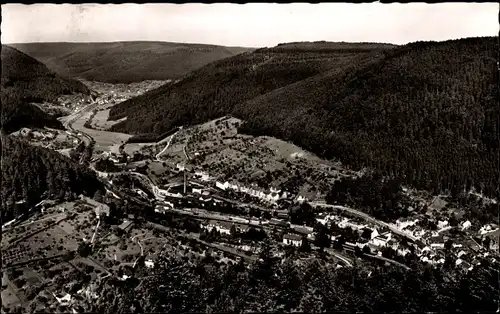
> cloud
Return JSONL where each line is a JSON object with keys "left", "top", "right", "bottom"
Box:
{"left": 1, "top": 3, "right": 498, "bottom": 47}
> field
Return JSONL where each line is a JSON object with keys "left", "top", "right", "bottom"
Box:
{"left": 72, "top": 111, "right": 133, "bottom": 152}
{"left": 171, "top": 116, "right": 354, "bottom": 200}
{"left": 89, "top": 108, "right": 125, "bottom": 130}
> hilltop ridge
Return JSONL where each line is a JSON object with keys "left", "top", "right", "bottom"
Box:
{"left": 10, "top": 41, "right": 254, "bottom": 83}
{"left": 107, "top": 37, "right": 499, "bottom": 199}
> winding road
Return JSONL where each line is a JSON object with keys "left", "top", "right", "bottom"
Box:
{"left": 155, "top": 127, "right": 182, "bottom": 160}
{"left": 310, "top": 202, "right": 423, "bottom": 246}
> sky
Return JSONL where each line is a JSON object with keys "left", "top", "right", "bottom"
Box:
{"left": 1, "top": 3, "right": 498, "bottom": 47}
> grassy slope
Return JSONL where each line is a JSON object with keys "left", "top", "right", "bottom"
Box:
{"left": 10, "top": 41, "right": 254, "bottom": 83}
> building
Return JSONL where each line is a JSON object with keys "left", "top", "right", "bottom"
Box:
{"left": 270, "top": 218, "right": 289, "bottom": 227}
{"left": 201, "top": 221, "right": 233, "bottom": 235}
{"left": 270, "top": 187, "right": 281, "bottom": 194}
{"left": 370, "top": 231, "right": 392, "bottom": 247}
{"left": 437, "top": 220, "right": 449, "bottom": 229}
{"left": 199, "top": 195, "right": 213, "bottom": 203}
{"left": 292, "top": 225, "right": 314, "bottom": 236}
{"left": 145, "top": 255, "right": 156, "bottom": 269}
{"left": 277, "top": 212, "right": 289, "bottom": 220}
{"left": 283, "top": 233, "right": 303, "bottom": 247}
{"left": 118, "top": 220, "right": 134, "bottom": 233}
{"left": 461, "top": 220, "right": 472, "bottom": 231}
{"left": 430, "top": 243, "right": 445, "bottom": 249}
{"left": 316, "top": 213, "right": 331, "bottom": 226}
{"left": 296, "top": 195, "right": 307, "bottom": 203}
{"left": 216, "top": 181, "right": 229, "bottom": 191}
{"left": 457, "top": 250, "right": 467, "bottom": 258}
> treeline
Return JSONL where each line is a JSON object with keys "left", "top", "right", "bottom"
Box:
{"left": 11, "top": 42, "right": 252, "bottom": 84}
{"left": 108, "top": 37, "right": 498, "bottom": 202}
{"left": 325, "top": 172, "right": 411, "bottom": 222}
{"left": 0, "top": 135, "right": 104, "bottom": 221}
{"left": 107, "top": 43, "right": 387, "bottom": 134}
{"left": 1, "top": 45, "right": 89, "bottom": 133}
{"left": 126, "top": 127, "right": 180, "bottom": 143}
{"left": 88, "top": 242, "right": 499, "bottom": 313}
{"left": 237, "top": 37, "right": 499, "bottom": 201}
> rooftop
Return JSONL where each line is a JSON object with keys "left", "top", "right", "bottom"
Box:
{"left": 118, "top": 220, "right": 133, "bottom": 230}
{"left": 284, "top": 233, "right": 302, "bottom": 241}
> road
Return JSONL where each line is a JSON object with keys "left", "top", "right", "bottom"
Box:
{"left": 62, "top": 101, "right": 98, "bottom": 146}
{"left": 310, "top": 202, "right": 422, "bottom": 246}
{"left": 61, "top": 97, "right": 417, "bottom": 270}
{"left": 363, "top": 253, "right": 411, "bottom": 270}
{"left": 144, "top": 221, "right": 257, "bottom": 262}
{"left": 324, "top": 248, "right": 353, "bottom": 267}
{"left": 155, "top": 127, "right": 182, "bottom": 160}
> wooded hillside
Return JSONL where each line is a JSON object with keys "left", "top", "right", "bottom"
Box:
{"left": 10, "top": 42, "right": 254, "bottom": 83}
{"left": 1, "top": 45, "right": 90, "bottom": 133}
{"left": 1, "top": 135, "right": 104, "bottom": 221}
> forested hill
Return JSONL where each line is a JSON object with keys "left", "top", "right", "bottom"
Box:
{"left": 1, "top": 135, "right": 104, "bottom": 222}
{"left": 236, "top": 37, "right": 499, "bottom": 198}
{"left": 108, "top": 37, "right": 498, "bottom": 199}
{"left": 108, "top": 42, "right": 394, "bottom": 133}
{"left": 1, "top": 45, "right": 90, "bottom": 133}
{"left": 10, "top": 42, "right": 254, "bottom": 84}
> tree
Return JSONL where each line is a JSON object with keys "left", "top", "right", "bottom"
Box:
{"left": 290, "top": 202, "right": 315, "bottom": 226}
{"left": 78, "top": 242, "right": 92, "bottom": 257}
{"left": 300, "top": 236, "right": 311, "bottom": 253}
{"left": 444, "top": 239, "right": 453, "bottom": 251}
{"left": 362, "top": 245, "right": 371, "bottom": 255}
{"left": 354, "top": 246, "right": 363, "bottom": 257}
{"left": 449, "top": 215, "right": 459, "bottom": 227}
{"left": 314, "top": 224, "right": 331, "bottom": 251}
{"left": 482, "top": 237, "right": 491, "bottom": 249}
{"left": 230, "top": 225, "right": 238, "bottom": 239}
{"left": 361, "top": 228, "right": 373, "bottom": 240}
{"left": 63, "top": 250, "right": 75, "bottom": 261}
{"left": 94, "top": 190, "right": 103, "bottom": 203}
{"left": 334, "top": 236, "right": 346, "bottom": 250}
{"left": 254, "top": 238, "right": 275, "bottom": 282}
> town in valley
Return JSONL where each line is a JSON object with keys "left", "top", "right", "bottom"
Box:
{"left": 1, "top": 3, "right": 499, "bottom": 313}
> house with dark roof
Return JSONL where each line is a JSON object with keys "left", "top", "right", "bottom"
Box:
{"left": 283, "top": 233, "right": 302, "bottom": 247}
{"left": 118, "top": 220, "right": 134, "bottom": 233}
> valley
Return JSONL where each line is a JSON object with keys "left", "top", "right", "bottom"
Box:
{"left": 0, "top": 9, "right": 498, "bottom": 310}
{"left": 3, "top": 71, "right": 499, "bottom": 312}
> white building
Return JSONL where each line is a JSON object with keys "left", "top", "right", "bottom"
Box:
{"left": 193, "top": 188, "right": 202, "bottom": 195}
{"left": 479, "top": 224, "right": 499, "bottom": 235}
{"left": 430, "top": 243, "right": 445, "bottom": 249}
{"left": 457, "top": 250, "right": 467, "bottom": 258}
{"left": 216, "top": 181, "right": 229, "bottom": 191}
{"left": 145, "top": 257, "right": 155, "bottom": 269}
{"left": 296, "top": 195, "right": 307, "bottom": 203}
{"left": 200, "top": 221, "right": 233, "bottom": 235}
{"left": 283, "top": 233, "right": 302, "bottom": 247}
{"left": 370, "top": 231, "right": 392, "bottom": 247}
{"left": 437, "top": 220, "right": 449, "bottom": 229}
{"left": 461, "top": 220, "right": 472, "bottom": 231}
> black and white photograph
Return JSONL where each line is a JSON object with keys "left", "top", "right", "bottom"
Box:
{"left": 1, "top": 3, "right": 499, "bottom": 313}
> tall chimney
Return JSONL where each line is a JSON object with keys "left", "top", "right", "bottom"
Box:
{"left": 184, "top": 170, "right": 187, "bottom": 194}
